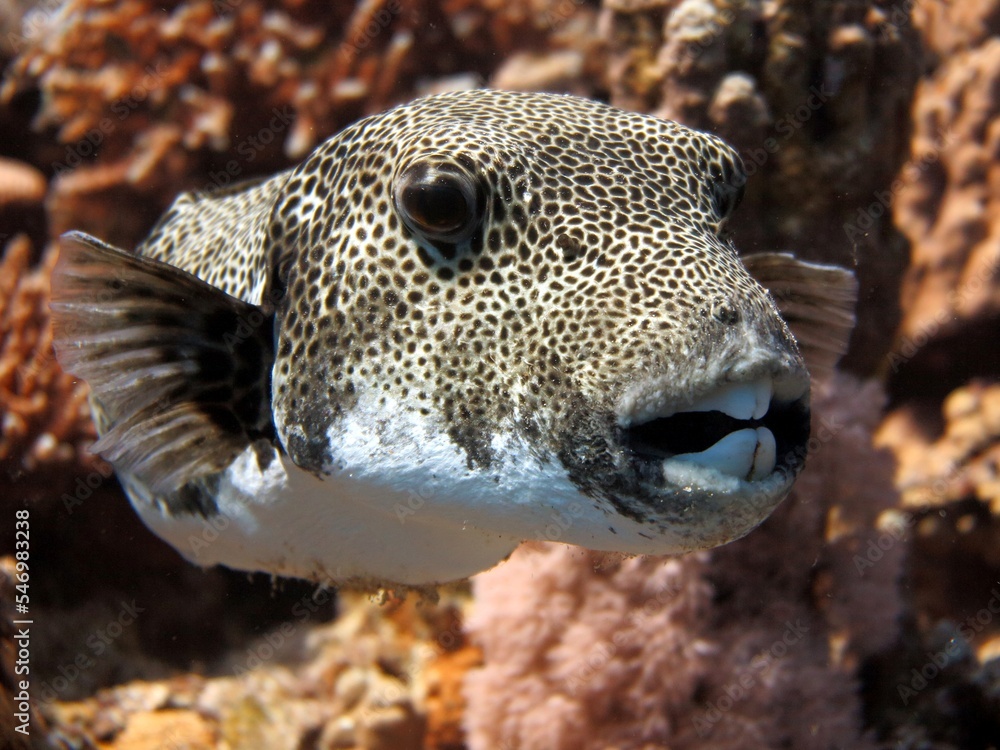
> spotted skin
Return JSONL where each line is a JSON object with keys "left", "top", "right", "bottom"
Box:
{"left": 50, "top": 89, "right": 859, "bottom": 587}
{"left": 134, "top": 90, "right": 797, "bottom": 528}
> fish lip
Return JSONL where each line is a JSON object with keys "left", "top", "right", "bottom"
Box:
{"left": 614, "top": 368, "right": 811, "bottom": 488}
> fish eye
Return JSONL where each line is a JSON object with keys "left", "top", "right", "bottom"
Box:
{"left": 711, "top": 177, "right": 744, "bottom": 222}
{"left": 394, "top": 162, "right": 481, "bottom": 244}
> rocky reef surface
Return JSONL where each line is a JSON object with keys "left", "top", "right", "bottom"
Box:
{"left": 1, "top": 0, "right": 1000, "bottom": 748}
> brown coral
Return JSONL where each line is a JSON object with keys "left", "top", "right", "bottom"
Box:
{"left": 600, "top": 0, "right": 922, "bottom": 374}
{"left": 40, "top": 590, "right": 469, "bottom": 750}
{"left": 876, "top": 381, "right": 1000, "bottom": 513}
{"left": 3, "top": 0, "right": 598, "bottom": 250}
{"left": 891, "top": 39, "right": 1000, "bottom": 381}
{"left": 0, "top": 236, "right": 94, "bottom": 476}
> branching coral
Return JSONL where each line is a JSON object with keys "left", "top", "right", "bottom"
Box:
{"left": 0, "top": 236, "right": 94, "bottom": 478}
{"left": 2, "top": 0, "right": 598, "bottom": 249}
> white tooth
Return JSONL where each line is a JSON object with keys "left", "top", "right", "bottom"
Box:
{"left": 753, "top": 377, "right": 772, "bottom": 420}
{"left": 750, "top": 427, "right": 776, "bottom": 480}
{"left": 672, "top": 428, "right": 756, "bottom": 478}
{"left": 687, "top": 383, "right": 755, "bottom": 420}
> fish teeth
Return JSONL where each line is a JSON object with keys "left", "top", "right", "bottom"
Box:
{"left": 753, "top": 377, "right": 772, "bottom": 420}
{"left": 672, "top": 428, "right": 756, "bottom": 478}
{"left": 671, "top": 426, "right": 777, "bottom": 481}
{"left": 750, "top": 426, "right": 776, "bottom": 480}
{"left": 681, "top": 376, "right": 773, "bottom": 422}
{"left": 621, "top": 376, "right": 777, "bottom": 425}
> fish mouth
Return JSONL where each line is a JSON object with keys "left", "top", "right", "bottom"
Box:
{"left": 617, "top": 374, "right": 810, "bottom": 485}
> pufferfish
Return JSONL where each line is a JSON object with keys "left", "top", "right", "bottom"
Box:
{"left": 50, "top": 89, "right": 856, "bottom": 588}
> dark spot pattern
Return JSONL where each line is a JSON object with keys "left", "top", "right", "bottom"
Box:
{"left": 136, "top": 90, "right": 790, "bottom": 502}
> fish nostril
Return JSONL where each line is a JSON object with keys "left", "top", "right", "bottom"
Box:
{"left": 556, "top": 233, "right": 583, "bottom": 262}
{"left": 711, "top": 298, "right": 740, "bottom": 325}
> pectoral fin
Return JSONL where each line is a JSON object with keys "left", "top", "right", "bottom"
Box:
{"left": 743, "top": 252, "right": 858, "bottom": 376}
{"left": 50, "top": 231, "right": 276, "bottom": 499}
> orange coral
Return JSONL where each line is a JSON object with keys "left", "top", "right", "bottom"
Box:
{"left": 893, "top": 39, "right": 1000, "bottom": 352}
{"left": 0, "top": 157, "right": 45, "bottom": 210}
{"left": 877, "top": 381, "right": 1000, "bottom": 512}
{"left": 3, "top": 0, "right": 595, "bottom": 249}
{"left": 0, "top": 237, "right": 95, "bottom": 476}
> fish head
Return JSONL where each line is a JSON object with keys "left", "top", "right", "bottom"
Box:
{"left": 266, "top": 90, "right": 826, "bottom": 555}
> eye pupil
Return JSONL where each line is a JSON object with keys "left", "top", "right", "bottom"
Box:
{"left": 403, "top": 180, "right": 469, "bottom": 233}
{"left": 394, "top": 162, "right": 480, "bottom": 244}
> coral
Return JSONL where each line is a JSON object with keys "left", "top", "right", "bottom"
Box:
{"left": 600, "top": 0, "right": 923, "bottom": 374}
{"left": 891, "top": 39, "right": 1000, "bottom": 383}
{"left": 876, "top": 381, "right": 1000, "bottom": 512}
{"left": 464, "top": 375, "right": 901, "bottom": 750}
{"left": 2, "top": 0, "right": 597, "bottom": 249}
{"left": 0, "top": 557, "right": 49, "bottom": 749}
{"left": 912, "top": 0, "right": 1000, "bottom": 61}
{"left": 2, "top": 0, "right": 1000, "bottom": 746}
{"left": 42, "top": 590, "right": 468, "bottom": 750}
{"left": 0, "top": 236, "right": 94, "bottom": 478}
{"left": 0, "top": 157, "right": 45, "bottom": 211}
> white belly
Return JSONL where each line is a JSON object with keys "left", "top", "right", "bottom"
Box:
{"left": 128, "top": 447, "right": 521, "bottom": 586}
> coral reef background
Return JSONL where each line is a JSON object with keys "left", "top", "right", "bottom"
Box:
{"left": 1, "top": 0, "right": 1000, "bottom": 747}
